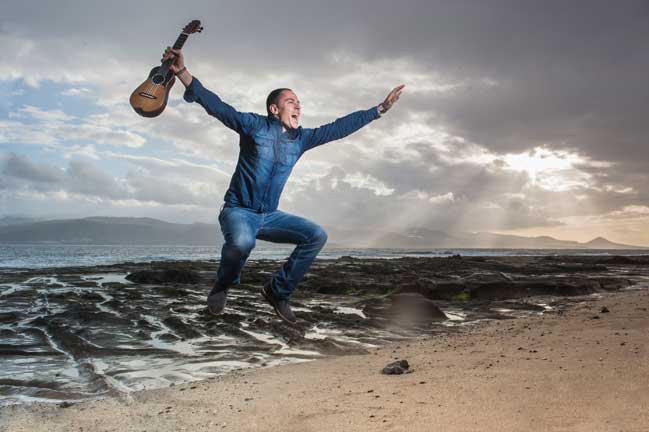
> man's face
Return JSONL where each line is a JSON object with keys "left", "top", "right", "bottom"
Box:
{"left": 272, "top": 90, "right": 301, "bottom": 130}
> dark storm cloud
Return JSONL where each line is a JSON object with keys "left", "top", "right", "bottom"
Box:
{"left": 5, "top": 0, "right": 646, "bottom": 161}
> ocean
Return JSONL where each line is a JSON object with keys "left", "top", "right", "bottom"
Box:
{"left": 1, "top": 243, "right": 648, "bottom": 268}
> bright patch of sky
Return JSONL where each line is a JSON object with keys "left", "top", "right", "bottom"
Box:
{"left": 500, "top": 147, "right": 606, "bottom": 192}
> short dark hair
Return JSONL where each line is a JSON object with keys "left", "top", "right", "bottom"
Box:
{"left": 266, "top": 88, "right": 292, "bottom": 116}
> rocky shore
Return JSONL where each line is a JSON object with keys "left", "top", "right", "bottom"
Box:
{"left": 1, "top": 255, "right": 648, "bottom": 417}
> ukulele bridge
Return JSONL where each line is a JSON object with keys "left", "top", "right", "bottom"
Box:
{"left": 138, "top": 92, "right": 157, "bottom": 99}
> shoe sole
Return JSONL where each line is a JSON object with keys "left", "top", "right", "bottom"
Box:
{"left": 261, "top": 287, "right": 297, "bottom": 325}
{"left": 207, "top": 291, "right": 227, "bottom": 316}
{"left": 207, "top": 304, "right": 225, "bottom": 316}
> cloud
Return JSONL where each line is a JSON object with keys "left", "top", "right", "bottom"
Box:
{"left": 0, "top": 153, "right": 221, "bottom": 208}
{"left": 65, "top": 160, "right": 127, "bottom": 199}
{"left": 60, "top": 87, "right": 91, "bottom": 96}
{"left": 3, "top": 104, "right": 147, "bottom": 149}
{"left": 17, "top": 105, "right": 75, "bottom": 122}
{"left": 2, "top": 153, "right": 64, "bottom": 183}
{"left": 1, "top": 1, "right": 648, "bottom": 245}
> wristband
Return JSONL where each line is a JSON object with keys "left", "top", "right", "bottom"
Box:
{"left": 175, "top": 66, "right": 187, "bottom": 76}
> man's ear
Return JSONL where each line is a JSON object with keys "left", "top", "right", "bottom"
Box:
{"left": 269, "top": 104, "right": 279, "bottom": 116}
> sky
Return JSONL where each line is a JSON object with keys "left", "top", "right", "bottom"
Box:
{"left": 1, "top": 0, "right": 648, "bottom": 246}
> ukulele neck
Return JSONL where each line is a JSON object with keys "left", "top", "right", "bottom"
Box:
{"left": 172, "top": 32, "right": 189, "bottom": 51}
{"left": 161, "top": 32, "right": 190, "bottom": 70}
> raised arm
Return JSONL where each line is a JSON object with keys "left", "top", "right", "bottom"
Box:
{"left": 301, "top": 108, "right": 380, "bottom": 152}
{"left": 301, "top": 84, "right": 405, "bottom": 153}
{"left": 163, "top": 48, "right": 261, "bottom": 135}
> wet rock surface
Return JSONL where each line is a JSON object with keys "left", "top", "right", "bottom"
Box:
{"left": 1, "top": 255, "right": 648, "bottom": 406}
{"left": 125, "top": 268, "right": 201, "bottom": 285}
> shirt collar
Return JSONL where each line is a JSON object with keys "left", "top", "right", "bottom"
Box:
{"left": 268, "top": 115, "right": 299, "bottom": 139}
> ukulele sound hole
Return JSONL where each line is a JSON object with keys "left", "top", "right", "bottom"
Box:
{"left": 152, "top": 75, "right": 164, "bottom": 84}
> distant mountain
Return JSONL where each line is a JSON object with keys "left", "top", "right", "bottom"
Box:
{"left": 0, "top": 217, "right": 221, "bottom": 246}
{"left": 469, "top": 232, "right": 580, "bottom": 249}
{"left": 327, "top": 227, "right": 648, "bottom": 249}
{"left": 582, "top": 236, "right": 646, "bottom": 249}
{"left": 0, "top": 216, "right": 646, "bottom": 249}
{"left": 0, "top": 216, "right": 41, "bottom": 227}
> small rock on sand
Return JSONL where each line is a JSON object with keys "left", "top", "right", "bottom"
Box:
{"left": 382, "top": 360, "right": 413, "bottom": 375}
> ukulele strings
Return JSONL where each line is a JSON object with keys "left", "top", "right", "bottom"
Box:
{"left": 139, "top": 32, "right": 189, "bottom": 96}
{"left": 144, "top": 32, "right": 185, "bottom": 96}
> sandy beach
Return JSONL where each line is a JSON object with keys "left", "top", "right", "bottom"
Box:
{"left": 3, "top": 283, "right": 648, "bottom": 432}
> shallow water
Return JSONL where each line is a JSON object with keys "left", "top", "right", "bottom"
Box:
{"left": 2, "top": 256, "right": 647, "bottom": 407}
{"left": 0, "top": 271, "right": 557, "bottom": 406}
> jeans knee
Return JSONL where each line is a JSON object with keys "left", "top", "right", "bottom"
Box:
{"left": 309, "top": 227, "right": 328, "bottom": 247}
{"left": 226, "top": 237, "right": 255, "bottom": 258}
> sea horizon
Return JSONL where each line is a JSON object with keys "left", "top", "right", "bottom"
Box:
{"left": 2, "top": 243, "right": 649, "bottom": 269}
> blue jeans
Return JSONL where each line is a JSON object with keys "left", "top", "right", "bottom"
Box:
{"left": 216, "top": 205, "right": 328, "bottom": 300}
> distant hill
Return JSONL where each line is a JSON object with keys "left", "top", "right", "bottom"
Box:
{"left": 582, "top": 236, "right": 642, "bottom": 249}
{"left": 326, "top": 227, "right": 648, "bottom": 249}
{"left": 0, "top": 217, "right": 220, "bottom": 246}
{"left": 0, "top": 216, "right": 41, "bottom": 227}
{"left": 0, "top": 216, "right": 646, "bottom": 249}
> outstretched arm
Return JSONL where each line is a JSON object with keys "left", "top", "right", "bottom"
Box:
{"left": 162, "top": 48, "right": 261, "bottom": 135}
{"left": 301, "top": 84, "right": 405, "bottom": 153}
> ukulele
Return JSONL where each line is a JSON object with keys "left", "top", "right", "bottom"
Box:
{"left": 130, "top": 20, "right": 203, "bottom": 118}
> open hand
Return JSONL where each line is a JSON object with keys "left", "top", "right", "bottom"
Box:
{"left": 161, "top": 47, "right": 185, "bottom": 74}
{"left": 380, "top": 84, "right": 405, "bottom": 114}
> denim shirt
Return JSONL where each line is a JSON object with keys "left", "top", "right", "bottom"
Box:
{"left": 184, "top": 77, "right": 381, "bottom": 213}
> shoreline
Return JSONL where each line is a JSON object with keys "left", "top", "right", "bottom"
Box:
{"left": 3, "top": 285, "right": 648, "bottom": 431}
{"left": 2, "top": 247, "right": 649, "bottom": 271}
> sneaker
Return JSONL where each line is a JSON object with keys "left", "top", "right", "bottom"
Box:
{"left": 207, "top": 282, "right": 228, "bottom": 315}
{"left": 261, "top": 282, "right": 297, "bottom": 324}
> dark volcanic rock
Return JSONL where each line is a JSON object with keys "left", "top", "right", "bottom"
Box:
{"left": 44, "top": 321, "right": 103, "bottom": 359}
{"left": 46, "top": 305, "right": 132, "bottom": 327}
{"left": 596, "top": 256, "right": 639, "bottom": 265}
{"left": 596, "top": 278, "right": 633, "bottom": 291}
{"left": 126, "top": 269, "right": 200, "bottom": 285}
{"left": 470, "top": 278, "right": 601, "bottom": 300}
{"left": 0, "top": 348, "right": 63, "bottom": 356}
{"left": 382, "top": 359, "right": 412, "bottom": 375}
{"left": 79, "top": 292, "right": 105, "bottom": 301}
{"left": 0, "top": 312, "right": 20, "bottom": 323}
{"left": 162, "top": 316, "right": 202, "bottom": 339}
{"left": 158, "top": 285, "right": 191, "bottom": 297}
{"left": 549, "top": 263, "right": 608, "bottom": 272}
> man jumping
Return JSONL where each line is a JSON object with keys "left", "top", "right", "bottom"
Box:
{"left": 163, "top": 47, "right": 404, "bottom": 324}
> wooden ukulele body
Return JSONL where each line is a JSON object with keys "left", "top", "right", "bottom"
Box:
{"left": 129, "top": 20, "right": 202, "bottom": 118}
{"left": 130, "top": 66, "right": 176, "bottom": 118}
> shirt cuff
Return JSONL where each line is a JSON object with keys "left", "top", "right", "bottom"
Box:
{"left": 183, "top": 77, "right": 203, "bottom": 103}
